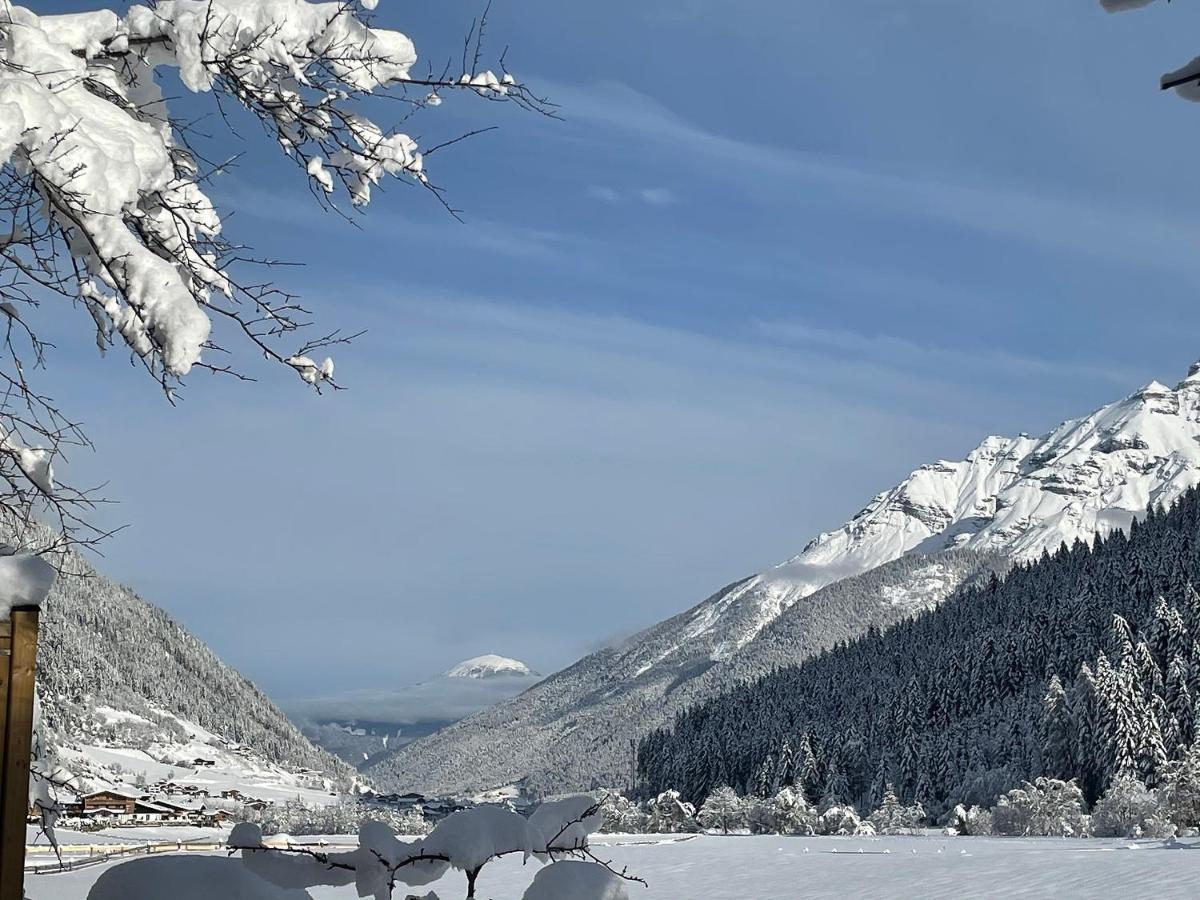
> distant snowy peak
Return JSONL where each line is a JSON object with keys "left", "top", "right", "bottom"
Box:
{"left": 446, "top": 655, "right": 535, "bottom": 679}
{"left": 787, "top": 362, "right": 1200, "bottom": 595}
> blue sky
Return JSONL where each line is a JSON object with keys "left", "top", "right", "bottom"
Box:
{"left": 33, "top": 0, "right": 1200, "bottom": 701}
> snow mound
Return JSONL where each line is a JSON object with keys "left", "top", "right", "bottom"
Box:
{"left": 419, "top": 805, "right": 539, "bottom": 872}
{"left": 0, "top": 551, "right": 55, "bottom": 620}
{"left": 522, "top": 861, "right": 632, "bottom": 900}
{"left": 88, "top": 856, "right": 316, "bottom": 899}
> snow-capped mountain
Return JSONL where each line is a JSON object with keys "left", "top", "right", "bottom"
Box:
{"left": 370, "top": 363, "right": 1200, "bottom": 796}
{"left": 789, "top": 369, "right": 1200, "bottom": 591}
{"left": 446, "top": 655, "right": 535, "bottom": 679}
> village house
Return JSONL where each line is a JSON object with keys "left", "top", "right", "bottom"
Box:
{"left": 80, "top": 790, "right": 141, "bottom": 816}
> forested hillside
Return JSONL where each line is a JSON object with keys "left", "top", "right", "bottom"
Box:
{"left": 638, "top": 487, "right": 1200, "bottom": 816}
{"left": 35, "top": 546, "right": 348, "bottom": 779}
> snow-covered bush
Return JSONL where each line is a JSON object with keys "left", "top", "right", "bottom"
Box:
{"left": 949, "top": 804, "right": 993, "bottom": 837}
{"left": 991, "top": 778, "right": 1090, "bottom": 837}
{"left": 181, "top": 797, "right": 641, "bottom": 900}
{"left": 597, "top": 792, "right": 649, "bottom": 834}
{"left": 644, "top": 789, "right": 699, "bottom": 833}
{"left": 697, "top": 785, "right": 749, "bottom": 834}
{"left": 1092, "top": 776, "right": 1175, "bottom": 838}
{"left": 868, "top": 784, "right": 925, "bottom": 835}
{"left": 817, "top": 804, "right": 862, "bottom": 836}
{"left": 1157, "top": 743, "right": 1200, "bottom": 832}
{"left": 766, "top": 787, "right": 818, "bottom": 835}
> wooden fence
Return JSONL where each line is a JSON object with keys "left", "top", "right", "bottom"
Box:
{"left": 0, "top": 608, "right": 40, "bottom": 900}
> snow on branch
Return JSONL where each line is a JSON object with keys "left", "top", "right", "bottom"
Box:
{"left": 223, "top": 796, "right": 643, "bottom": 899}
{"left": 0, "top": 0, "right": 551, "bottom": 547}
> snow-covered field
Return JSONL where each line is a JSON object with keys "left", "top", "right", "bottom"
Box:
{"left": 23, "top": 834, "right": 1200, "bottom": 899}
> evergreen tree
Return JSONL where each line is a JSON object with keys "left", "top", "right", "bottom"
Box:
{"left": 797, "top": 734, "right": 819, "bottom": 802}
{"left": 1042, "top": 675, "right": 1074, "bottom": 779}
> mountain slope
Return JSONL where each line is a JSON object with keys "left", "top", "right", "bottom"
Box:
{"left": 637, "top": 486, "right": 1200, "bottom": 810}
{"left": 369, "top": 550, "right": 1003, "bottom": 795}
{"left": 370, "top": 362, "right": 1200, "bottom": 797}
{"left": 36, "top": 545, "right": 352, "bottom": 793}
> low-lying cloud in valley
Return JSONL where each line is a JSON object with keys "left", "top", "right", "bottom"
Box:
{"left": 286, "top": 670, "right": 543, "bottom": 728}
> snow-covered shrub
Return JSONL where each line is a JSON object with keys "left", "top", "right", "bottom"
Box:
{"left": 817, "top": 804, "right": 861, "bottom": 836}
{"left": 742, "top": 786, "right": 816, "bottom": 835}
{"left": 697, "top": 786, "right": 749, "bottom": 834}
{"left": 644, "top": 790, "right": 699, "bottom": 833}
{"left": 208, "top": 800, "right": 640, "bottom": 900}
{"left": 991, "top": 778, "right": 1089, "bottom": 837}
{"left": 868, "top": 784, "right": 926, "bottom": 835}
{"left": 949, "top": 803, "right": 993, "bottom": 836}
{"left": 1158, "top": 744, "right": 1200, "bottom": 832}
{"left": 597, "top": 792, "right": 648, "bottom": 834}
{"left": 1092, "top": 776, "right": 1175, "bottom": 838}
{"left": 770, "top": 787, "right": 818, "bottom": 835}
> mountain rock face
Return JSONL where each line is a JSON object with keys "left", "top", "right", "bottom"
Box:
{"left": 369, "top": 363, "right": 1200, "bottom": 798}
{"left": 37, "top": 546, "right": 351, "bottom": 795}
{"left": 791, "top": 368, "right": 1200, "bottom": 584}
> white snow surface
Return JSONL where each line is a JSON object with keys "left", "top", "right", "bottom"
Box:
{"left": 445, "top": 655, "right": 534, "bottom": 679}
{"left": 27, "top": 835, "right": 1200, "bottom": 899}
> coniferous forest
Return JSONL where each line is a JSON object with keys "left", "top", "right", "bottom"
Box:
{"left": 637, "top": 486, "right": 1200, "bottom": 817}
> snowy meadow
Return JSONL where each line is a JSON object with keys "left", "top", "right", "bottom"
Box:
{"left": 23, "top": 834, "right": 1200, "bottom": 900}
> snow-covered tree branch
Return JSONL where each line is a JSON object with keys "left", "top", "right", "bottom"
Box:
{"left": 0, "top": 0, "right": 552, "bottom": 549}
{"left": 85, "top": 797, "right": 642, "bottom": 900}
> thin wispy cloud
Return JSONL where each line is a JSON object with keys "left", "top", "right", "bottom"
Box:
{"left": 545, "top": 79, "right": 1200, "bottom": 277}
{"left": 639, "top": 187, "right": 677, "bottom": 206}
{"left": 586, "top": 184, "right": 678, "bottom": 206}
{"left": 586, "top": 185, "right": 620, "bottom": 204}
{"left": 756, "top": 319, "right": 1140, "bottom": 389}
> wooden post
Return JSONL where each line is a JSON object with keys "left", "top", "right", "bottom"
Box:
{"left": 0, "top": 607, "right": 39, "bottom": 900}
